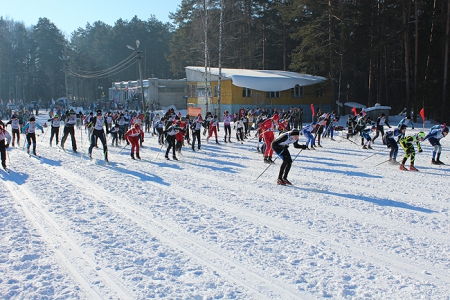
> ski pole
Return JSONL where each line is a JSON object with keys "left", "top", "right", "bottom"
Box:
{"left": 117, "top": 143, "right": 129, "bottom": 155}
{"left": 337, "top": 134, "right": 359, "bottom": 146}
{"left": 361, "top": 152, "right": 379, "bottom": 161}
{"left": 40, "top": 128, "right": 49, "bottom": 142}
{"left": 256, "top": 156, "right": 279, "bottom": 180}
{"left": 291, "top": 149, "right": 303, "bottom": 162}
{"left": 154, "top": 143, "right": 165, "bottom": 160}
{"left": 374, "top": 159, "right": 390, "bottom": 167}
{"left": 361, "top": 147, "right": 387, "bottom": 161}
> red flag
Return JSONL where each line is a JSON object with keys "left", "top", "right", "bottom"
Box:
{"left": 310, "top": 104, "right": 315, "bottom": 118}
{"left": 351, "top": 107, "right": 357, "bottom": 116}
{"left": 419, "top": 108, "right": 425, "bottom": 124}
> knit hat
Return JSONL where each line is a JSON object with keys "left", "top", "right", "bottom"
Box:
{"left": 11, "top": 115, "right": 17, "bottom": 119}
{"left": 29, "top": 116, "right": 36, "bottom": 122}
{"left": 290, "top": 129, "right": 300, "bottom": 136}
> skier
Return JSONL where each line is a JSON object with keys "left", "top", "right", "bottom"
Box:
{"left": 315, "top": 112, "right": 327, "bottom": 147}
{"left": 223, "top": 110, "right": 233, "bottom": 143}
{"left": 22, "top": 116, "right": 44, "bottom": 156}
{"left": 110, "top": 123, "right": 120, "bottom": 146}
{"left": 206, "top": 115, "right": 220, "bottom": 144}
{"left": 124, "top": 123, "right": 144, "bottom": 160}
{"left": 152, "top": 113, "right": 161, "bottom": 137}
{"left": 430, "top": 123, "right": 447, "bottom": 131}
{"left": 355, "top": 114, "right": 371, "bottom": 145}
{"left": 399, "top": 132, "right": 425, "bottom": 171}
{"left": 383, "top": 125, "right": 407, "bottom": 164}
{"left": 271, "top": 128, "right": 307, "bottom": 185}
{"left": 361, "top": 126, "right": 376, "bottom": 149}
{"left": 164, "top": 123, "right": 182, "bottom": 160}
{"left": 346, "top": 115, "right": 356, "bottom": 139}
{"left": 60, "top": 109, "right": 78, "bottom": 153}
{"left": 0, "top": 123, "right": 11, "bottom": 170}
{"left": 259, "top": 114, "right": 280, "bottom": 163}
{"left": 235, "top": 117, "right": 245, "bottom": 142}
{"left": 191, "top": 114, "right": 203, "bottom": 151}
{"left": 87, "top": 110, "right": 109, "bottom": 162}
{"left": 397, "top": 115, "right": 415, "bottom": 130}
{"left": 5, "top": 114, "right": 22, "bottom": 148}
{"left": 48, "top": 114, "right": 61, "bottom": 147}
{"left": 155, "top": 117, "right": 165, "bottom": 145}
{"left": 116, "top": 113, "right": 127, "bottom": 144}
{"left": 301, "top": 122, "right": 318, "bottom": 150}
{"left": 424, "top": 126, "right": 449, "bottom": 165}
{"left": 175, "top": 118, "right": 187, "bottom": 153}
{"left": 84, "top": 112, "right": 94, "bottom": 140}
{"left": 372, "top": 113, "right": 391, "bottom": 144}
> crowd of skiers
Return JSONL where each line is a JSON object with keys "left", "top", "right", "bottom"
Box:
{"left": 0, "top": 107, "right": 448, "bottom": 183}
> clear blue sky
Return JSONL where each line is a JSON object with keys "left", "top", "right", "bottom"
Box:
{"left": 0, "top": 0, "right": 181, "bottom": 37}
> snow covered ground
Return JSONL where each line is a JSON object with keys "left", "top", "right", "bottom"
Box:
{"left": 1, "top": 112, "right": 449, "bottom": 299}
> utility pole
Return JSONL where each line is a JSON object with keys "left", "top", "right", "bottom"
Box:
{"left": 218, "top": 0, "right": 224, "bottom": 120}
{"left": 127, "top": 40, "right": 145, "bottom": 112}
{"left": 204, "top": 0, "right": 209, "bottom": 114}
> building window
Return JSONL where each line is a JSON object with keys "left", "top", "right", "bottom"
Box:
{"left": 242, "top": 87, "right": 252, "bottom": 98}
{"left": 316, "top": 86, "right": 324, "bottom": 97}
{"left": 266, "top": 91, "right": 280, "bottom": 98}
{"left": 196, "top": 87, "right": 211, "bottom": 97}
{"left": 291, "top": 85, "right": 304, "bottom": 98}
{"left": 188, "top": 84, "right": 196, "bottom": 97}
{"left": 214, "top": 85, "right": 219, "bottom": 97}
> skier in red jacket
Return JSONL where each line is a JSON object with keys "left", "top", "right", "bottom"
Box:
{"left": 125, "top": 123, "right": 144, "bottom": 160}
{"left": 259, "top": 114, "right": 280, "bottom": 164}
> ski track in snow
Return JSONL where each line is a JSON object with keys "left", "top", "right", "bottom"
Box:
{"left": 1, "top": 115, "right": 450, "bottom": 299}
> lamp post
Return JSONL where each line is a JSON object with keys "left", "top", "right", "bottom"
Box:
{"left": 127, "top": 40, "right": 145, "bottom": 112}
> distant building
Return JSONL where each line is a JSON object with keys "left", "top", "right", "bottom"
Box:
{"left": 110, "top": 78, "right": 186, "bottom": 111}
{"left": 185, "top": 66, "right": 329, "bottom": 121}
{"left": 344, "top": 102, "right": 392, "bottom": 121}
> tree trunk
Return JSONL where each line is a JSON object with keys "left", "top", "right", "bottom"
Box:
{"left": 413, "top": 0, "right": 419, "bottom": 121}
{"left": 403, "top": 0, "right": 412, "bottom": 117}
{"left": 442, "top": 0, "right": 450, "bottom": 121}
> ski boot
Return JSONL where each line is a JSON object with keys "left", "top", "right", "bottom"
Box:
{"left": 131, "top": 152, "right": 135, "bottom": 160}
{"left": 409, "top": 164, "right": 418, "bottom": 171}
{"left": 282, "top": 178, "right": 292, "bottom": 185}
{"left": 399, "top": 164, "right": 408, "bottom": 171}
{"left": 277, "top": 178, "right": 286, "bottom": 185}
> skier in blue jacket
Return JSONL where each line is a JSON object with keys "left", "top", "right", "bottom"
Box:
{"left": 384, "top": 125, "right": 407, "bottom": 164}
{"left": 424, "top": 126, "right": 449, "bottom": 165}
{"left": 22, "top": 116, "right": 44, "bottom": 156}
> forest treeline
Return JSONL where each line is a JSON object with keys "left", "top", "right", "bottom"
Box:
{"left": 1, "top": 0, "right": 449, "bottom": 122}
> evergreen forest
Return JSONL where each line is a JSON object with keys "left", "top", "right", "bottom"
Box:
{"left": 1, "top": 0, "right": 449, "bottom": 122}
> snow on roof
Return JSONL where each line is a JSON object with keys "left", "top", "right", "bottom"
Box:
{"left": 364, "top": 105, "right": 391, "bottom": 112}
{"left": 343, "top": 102, "right": 366, "bottom": 108}
{"left": 186, "top": 66, "right": 326, "bottom": 92}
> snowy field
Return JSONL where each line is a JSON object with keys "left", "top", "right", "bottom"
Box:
{"left": 1, "top": 112, "right": 449, "bottom": 299}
